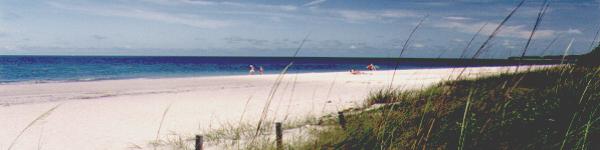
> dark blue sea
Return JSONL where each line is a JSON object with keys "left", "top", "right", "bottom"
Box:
{"left": 0, "top": 56, "right": 556, "bottom": 84}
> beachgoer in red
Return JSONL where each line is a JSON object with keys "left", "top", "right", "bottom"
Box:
{"left": 367, "top": 63, "right": 376, "bottom": 71}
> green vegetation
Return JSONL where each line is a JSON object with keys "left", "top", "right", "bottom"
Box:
{"left": 578, "top": 44, "right": 600, "bottom": 67}
{"left": 294, "top": 66, "right": 600, "bottom": 149}
{"left": 156, "top": 51, "right": 600, "bottom": 149}
{"left": 153, "top": 116, "right": 322, "bottom": 149}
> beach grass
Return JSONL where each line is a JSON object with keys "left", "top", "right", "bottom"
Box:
{"left": 148, "top": 64, "right": 597, "bottom": 149}
{"left": 8, "top": 103, "right": 64, "bottom": 150}
{"left": 152, "top": 115, "right": 323, "bottom": 149}
{"left": 287, "top": 65, "right": 599, "bottom": 149}
{"left": 147, "top": 1, "right": 600, "bottom": 147}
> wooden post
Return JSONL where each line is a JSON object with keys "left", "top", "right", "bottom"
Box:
{"left": 275, "top": 122, "right": 283, "bottom": 150}
{"left": 338, "top": 111, "right": 347, "bottom": 130}
{"left": 195, "top": 135, "right": 203, "bottom": 150}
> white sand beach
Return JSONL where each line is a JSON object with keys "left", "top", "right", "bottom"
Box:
{"left": 0, "top": 66, "right": 550, "bottom": 150}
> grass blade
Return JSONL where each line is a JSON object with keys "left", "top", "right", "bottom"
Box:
{"left": 459, "top": 23, "right": 488, "bottom": 59}
{"left": 472, "top": 0, "right": 525, "bottom": 59}
{"left": 8, "top": 103, "right": 64, "bottom": 150}
{"left": 251, "top": 33, "right": 311, "bottom": 142}
{"left": 515, "top": 0, "right": 550, "bottom": 72}
{"left": 560, "top": 38, "right": 574, "bottom": 66}
{"left": 389, "top": 15, "right": 428, "bottom": 89}
{"left": 540, "top": 34, "right": 561, "bottom": 56}
{"left": 456, "top": 0, "right": 526, "bottom": 79}
{"left": 458, "top": 90, "right": 474, "bottom": 150}
{"left": 587, "top": 25, "right": 600, "bottom": 52}
{"left": 155, "top": 102, "right": 174, "bottom": 145}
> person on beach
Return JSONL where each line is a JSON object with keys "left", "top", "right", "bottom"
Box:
{"left": 350, "top": 69, "right": 362, "bottom": 75}
{"left": 259, "top": 66, "right": 264, "bottom": 75}
{"left": 367, "top": 63, "right": 377, "bottom": 71}
{"left": 249, "top": 65, "right": 256, "bottom": 75}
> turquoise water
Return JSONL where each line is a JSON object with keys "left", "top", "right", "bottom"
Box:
{"left": 0, "top": 56, "right": 555, "bottom": 84}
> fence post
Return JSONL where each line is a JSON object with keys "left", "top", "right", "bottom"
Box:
{"left": 275, "top": 122, "right": 283, "bottom": 150}
{"left": 195, "top": 135, "right": 203, "bottom": 150}
{"left": 338, "top": 111, "right": 347, "bottom": 130}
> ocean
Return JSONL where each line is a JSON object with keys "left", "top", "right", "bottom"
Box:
{"left": 0, "top": 55, "right": 558, "bottom": 84}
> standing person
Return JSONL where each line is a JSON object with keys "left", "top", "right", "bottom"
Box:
{"left": 249, "top": 65, "right": 256, "bottom": 75}
{"left": 259, "top": 66, "right": 264, "bottom": 75}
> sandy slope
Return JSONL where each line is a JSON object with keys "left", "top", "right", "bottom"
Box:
{"left": 0, "top": 66, "right": 549, "bottom": 150}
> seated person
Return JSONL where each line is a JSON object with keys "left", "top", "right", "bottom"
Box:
{"left": 350, "top": 69, "right": 361, "bottom": 75}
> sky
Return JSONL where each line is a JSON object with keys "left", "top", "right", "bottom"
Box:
{"left": 0, "top": 0, "right": 599, "bottom": 58}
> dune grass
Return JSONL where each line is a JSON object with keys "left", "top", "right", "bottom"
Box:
{"left": 252, "top": 33, "right": 310, "bottom": 143}
{"left": 8, "top": 103, "right": 64, "bottom": 150}
{"left": 389, "top": 14, "right": 428, "bottom": 89}
{"left": 153, "top": 65, "right": 597, "bottom": 149}
{"left": 154, "top": 102, "right": 174, "bottom": 145}
{"left": 290, "top": 65, "right": 599, "bottom": 149}
{"left": 151, "top": 1, "right": 599, "bottom": 146}
{"left": 515, "top": 0, "right": 550, "bottom": 72}
{"left": 153, "top": 115, "right": 322, "bottom": 149}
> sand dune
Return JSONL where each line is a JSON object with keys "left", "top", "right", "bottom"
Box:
{"left": 0, "top": 66, "right": 550, "bottom": 150}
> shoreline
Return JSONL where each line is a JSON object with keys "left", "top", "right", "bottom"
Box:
{"left": 0, "top": 65, "right": 555, "bottom": 106}
{"left": 0, "top": 63, "right": 555, "bottom": 86}
{"left": 0, "top": 65, "right": 552, "bottom": 149}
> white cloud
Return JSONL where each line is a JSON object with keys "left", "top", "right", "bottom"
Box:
{"left": 278, "top": 5, "right": 298, "bottom": 11}
{"left": 140, "top": 0, "right": 215, "bottom": 5}
{"left": 142, "top": 0, "right": 297, "bottom": 12}
{"left": 452, "top": 38, "right": 465, "bottom": 42}
{"left": 443, "top": 16, "right": 471, "bottom": 21}
{"left": 220, "top": 2, "right": 298, "bottom": 11}
{"left": 303, "top": 0, "right": 327, "bottom": 7}
{"left": 413, "top": 43, "right": 425, "bottom": 48}
{"left": 502, "top": 40, "right": 517, "bottom": 49}
{"left": 337, "top": 10, "right": 378, "bottom": 21}
{"left": 48, "top": 2, "right": 232, "bottom": 29}
{"left": 565, "top": 28, "right": 582, "bottom": 34}
{"left": 434, "top": 21, "right": 559, "bottom": 39}
{"left": 349, "top": 45, "right": 357, "bottom": 49}
{"left": 334, "top": 10, "right": 417, "bottom": 22}
{"left": 380, "top": 10, "right": 418, "bottom": 18}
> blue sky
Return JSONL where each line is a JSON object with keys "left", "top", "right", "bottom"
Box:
{"left": 0, "top": 0, "right": 599, "bottom": 58}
